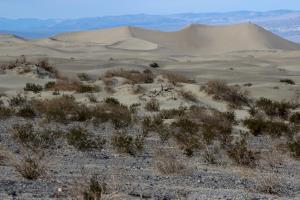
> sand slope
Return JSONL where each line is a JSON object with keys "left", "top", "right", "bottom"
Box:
{"left": 51, "top": 23, "right": 300, "bottom": 55}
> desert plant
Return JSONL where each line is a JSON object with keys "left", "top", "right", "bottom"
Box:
{"left": 82, "top": 175, "right": 107, "bottom": 200}
{"left": 227, "top": 137, "right": 259, "bottom": 167}
{"left": 17, "top": 105, "right": 36, "bottom": 118}
{"left": 111, "top": 132, "right": 144, "bottom": 156}
{"left": 0, "top": 105, "right": 13, "bottom": 119}
{"left": 163, "top": 72, "right": 194, "bottom": 85}
{"left": 24, "top": 83, "right": 43, "bottom": 93}
{"left": 255, "top": 97, "right": 295, "bottom": 119}
{"left": 67, "top": 127, "right": 106, "bottom": 151}
{"left": 104, "top": 97, "right": 120, "bottom": 105}
{"left": 86, "top": 93, "right": 98, "bottom": 103}
{"left": 155, "top": 149, "right": 187, "bottom": 175}
{"left": 103, "top": 69, "right": 154, "bottom": 84}
{"left": 77, "top": 84, "right": 101, "bottom": 93}
{"left": 37, "top": 58, "right": 59, "bottom": 78}
{"left": 280, "top": 79, "right": 295, "bottom": 85}
{"left": 179, "top": 90, "right": 198, "bottom": 103}
{"left": 13, "top": 154, "right": 46, "bottom": 180}
{"left": 288, "top": 138, "right": 300, "bottom": 159}
{"left": 78, "top": 73, "right": 92, "bottom": 81}
{"left": 93, "top": 102, "right": 132, "bottom": 128}
{"left": 289, "top": 112, "right": 300, "bottom": 124}
{"left": 149, "top": 62, "right": 159, "bottom": 68}
{"left": 145, "top": 99, "right": 160, "bottom": 112}
{"left": 201, "top": 80, "right": 251, "bottom": 108}
{"left": 9, "top": 94, "right": 27, "bottom": 107}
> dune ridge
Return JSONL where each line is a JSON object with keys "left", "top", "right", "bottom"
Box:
{"left": 8, "top": 23, "right": 300, "bottom": 54}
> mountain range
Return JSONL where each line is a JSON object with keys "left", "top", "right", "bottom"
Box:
{"left": 0, "top": 10, "right": 300, "bottom": 43}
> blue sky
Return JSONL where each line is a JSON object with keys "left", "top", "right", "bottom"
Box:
{"left": 1, "top": 0, "right": 300, "bottom": 19}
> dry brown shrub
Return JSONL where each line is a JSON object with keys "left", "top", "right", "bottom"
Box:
{"left": 145, "top": 99, "right": 160, "bottom": 112}
{"left": 201, "top": 80, "right": 251, "bottom": 108}
{"left": 179, "top": 90, "right": 198, "bottom": 103}
{"left": 163, "top": 72, "right": 194, "bottom": 85}
{"left": 46, "top": 78, "right": 81, "bottom": 91}
{"left": 155, "top": 149, "right": 190, "bottom": 175}
{"left": 103, "top": 68, "right": 154, "bottom": 84}
{"left": 13, "top": 154, "right": 46, "bottom": 180}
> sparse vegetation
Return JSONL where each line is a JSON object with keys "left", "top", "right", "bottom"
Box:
{"left": 13, "top": 154, "right": 46, "bottom": 180}
{"left": 111, "top": 132, "right": 144, "bottom": 156}
{"left": 67, "top": 127, "right": 106, "bottom": 151}
{"left": 227, "top": 136, "right": 259, "bottom": 167}
{"left": 288, "top": 138, "right": 300, "bottom": 159}
{"left": 179, "top": 90, "right": 198, "bottom": 102}
{"left": 0, "top": 105, "right": 13, "bottom": 119}
{"left": 163, "top": 72, "right": 194, "bottom": 85}
{"left": 145, "top": 99, "right": 160, "bottom": 112}
{"left": 24, "top": 83, "right": 43, "bottom": 93}
{"left": 280, "top": 79, "right": 295, "bottom": 85}
{"left": 103, "top": 69, "right": 154, "bottom": 84}
{"left": 201, "top": 80, "right": 251, "bottom": 108}
{"left": 155, "top": 149, "right": 188, "bottom": 175}
{"left": 149, "top": 62, "right": 159, "bottom": 68}
{"left": 82, "top": 175, "right": 107, "bottom": 200}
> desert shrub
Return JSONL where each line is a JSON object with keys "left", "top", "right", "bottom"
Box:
{"left": 10, "top": 123, "right": 60, "bottom": 149}
{"left": 155, "top": 149, "right": 187, "bottom": 175}
{"left": 289, "top": 112, "right": 300, "bottom": 124}
{"left": 179, "top": 90, "right": 198, "bottom": 103}
{"left": 44, "top": 81, "right": 56, "bottom": 90}
{"left": 11, "top": 123, "right": 36, "bottom": 147}
{"left": 142, "top": 115, "right": 163, "bottom": 134}
{"left": 163, "top": 72, "right": 194, "bottom": 85}
{"left": 82, "top": 175, "right": 107, "bottom": 200}
{"left": 17, "top": 105, "right": 36, "bottom": 118}
{"left": 93, "top": 102, "right": 132, "bottom": 128}
{"left": 24, "top": 83, "right": 43, "bottom": 93}
{"left": 201, "top": 80, "right": 251, "bottom": 108}
{"left": 86, "top": 93, "right": 98, "bottom": 103}
{"left": 149, "top": 62, "right": 159, "bottom": 68}
{"left": 129, "top": 103, "right": 141, "bottom": 113}
{"left": 37, "top": 58, "right": 59, "bottom": 78}
{"left": 77, "top": 84, "right": 101, "bottom": 93}
{"left": 243, "top": 117, "right": 267, "bottom": 136}
{"left": 255, "top": 98, "right": 294, "bottom": 119}
{"left": 111, "top": 132, "right": 144, "bottom": 156}
{"left": 33, "top": 95, "right": 80, "bottom": 123}
{"left": 171, "top": 118, "right": 201, "bottom": 156}
{"left": 9, "top": 94, "right": 27, "bottom": 107}
{"left": 288, "top": 138, "right": 300, "bottom": 159}
{"left": 103, "top": 69, "right": 154, "bottom": 84}
{"left": 77, "top": 73, "right": 91, "bottom": 81}
{"left": 227, "top": 137, "right": 259, "bottom": 167}
{"left": 280, "top": 79, "right": 295, "bottom": 85}
{"left": 188, "top": 106, "right": 234, "bottom": 145}
{"left": 67, "top": 127, "right": 106, "bottom": 151}
{"left": 0, "top": 105, "right": 13, "bottom": 119}
{"left": 244, "top": 117, "right": 291, "bottom": 137}
{"left": 45, "top": 78, "right": 81, "bottom": 91}
{"left": 145, "top": 99, "right": 160, "bottom": 112}
{"left": 104, "top": 97, "right": 120, "bottom": 106}
{"left": 13, "top": 155, "right": 46, "bottom": 180}
{"left": 159, "top": 107, "right": 186, "bottom": 119}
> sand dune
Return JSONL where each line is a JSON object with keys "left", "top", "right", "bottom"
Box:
{"left": 0, "top": 34, "right": 26, "bottom": 44}
{"left": 51, "top": 23, "right": 300, "bottom": 55}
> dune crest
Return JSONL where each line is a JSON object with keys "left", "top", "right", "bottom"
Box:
{"left": 34, "top": 23, "right": 300, "bottom": 54}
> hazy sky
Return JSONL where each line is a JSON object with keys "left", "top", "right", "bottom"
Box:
{"left": 1, "top": 0, "right": 300, "bottom": 19}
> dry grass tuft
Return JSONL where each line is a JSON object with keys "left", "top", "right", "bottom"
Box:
{"left": 13, "top": 154, "right": 46, "bottom": 180}
{"left": 145, "top": 99, "right": 160, "bottom": 112}
{"left": 163, "top": 72, "right": 194, "bottom": 85}
{"left": 201, "top": 80, "right": 251, "bottom": 108}
{"left": 155, "top": 149, "right": 189, "bottom": 175}
{"left": 103, "top": 68, "right": 154, "bottom": 84}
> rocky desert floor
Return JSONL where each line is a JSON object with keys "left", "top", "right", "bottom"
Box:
{"left": 0, "top": 28, "right": 300, "bottom": 199}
